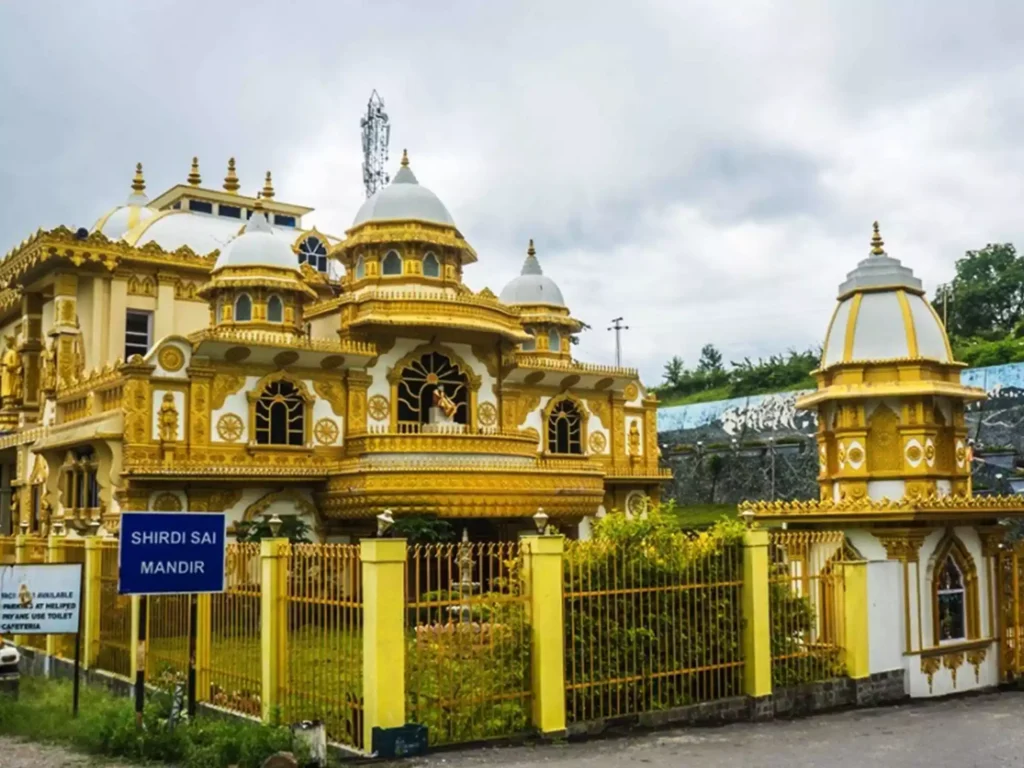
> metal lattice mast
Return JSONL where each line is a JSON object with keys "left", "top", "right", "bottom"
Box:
{"left": 361, "top": 90, "right": 391, "bottom": 198}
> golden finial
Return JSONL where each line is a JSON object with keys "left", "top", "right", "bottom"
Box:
{"left": 253, "top": 191, "right": 264, "bottom": 211}
{"left": 527, "top": 238, "right": 536, "bottom": 256}
{"left": 187, "top": 156, "right": 201, "bottom": 186}
{"left": 131, "top": 162, "right": 145, "bottom": 194}
{"left": 870, "top": 220, "right": 885, "bottom": 255}
{"left": 262, "top": 171, "right": 275, "bottom": 199}
{"left": 400, "top": 148, "right": 409, "bottom": 167}
{"left": 223, "top": 157, "right": 240, "bottom": 193}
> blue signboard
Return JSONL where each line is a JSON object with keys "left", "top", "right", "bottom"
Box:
{"left": 118, "top": 512, "right": 226, "bottom": 595}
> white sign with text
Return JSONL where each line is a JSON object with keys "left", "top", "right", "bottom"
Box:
{"left": 0, "top": 563, "right": 82, "bottom": 635}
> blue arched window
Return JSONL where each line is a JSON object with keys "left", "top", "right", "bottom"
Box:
{"left": 548, "top": 329, "right": 560, "bottom": 353}
{"left": 267, "top": 295, "right": 283, "bottom": 323}
{"left": 382, "top": 250, "right": 402, "bottom": 276}
{"left": 423, "top": 252, "right": 440, "bottom": 278}
{"left": 298, "top": 236, "right": 329, "bottom": 273}
{"left": 234, "top": 293, "right": 252, "bottom": 322}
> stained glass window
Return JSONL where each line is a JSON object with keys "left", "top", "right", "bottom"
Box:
{"left": 298, "top": 236, "right": 329, "bottom": 273}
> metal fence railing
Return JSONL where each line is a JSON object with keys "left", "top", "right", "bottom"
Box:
{"left": 282, "top": 544, "right": 363, "bottom": 750}
{"left": 208, "top": 542, "right": 262, "bottom": 716}
{"left": 146, "top": 594, "right": 191, "bottom": 686}
{"left": 54, "top": 539, "right": 86, "bottom": 659}
{"left": 768, "top": 530, "right": 849, "bottom": 687}
{"left": 96, "top": 539, "right": 132, "bottom": 678}
{"left": 405, "top": 541, "right": 530, "bottom": 747}
{"left": 22, "top": 536, "right": 48, "bottom": 651}
{"left": 563, "top": 534, "right": 744, "bottom": 724}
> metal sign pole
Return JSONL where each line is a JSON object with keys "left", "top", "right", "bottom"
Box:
{"left": 72, "top": 562, "right": 84, "bottom": 717}
{"left": 187, "top": 592, "right": 198, "bottom": 718}
{"left": 134, "top": 594, "right": 147, "bottom": 729}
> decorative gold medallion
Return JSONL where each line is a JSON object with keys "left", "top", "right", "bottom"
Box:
{"left": 847, "top": 446, "right": 864, "bottom": 465}
{"left": 314, "top": 418, "right": 339, "bottom": 445}
{"left": 955, "top": 445, "right": 967, "bottom": 465}
{"left": 158, "top": 345, "right": 185, "bottom": 373}
{"left": 367, "top": 394, "right": 389, "bottom": 422}
{"left": 477, "top": 401, "right": 497, "bottom": 427}
{"left": 216, "top": 413, "right": 243, "bottom": 442}
{"left": 623, "top": 382, "right": 639, "bottom": 401}
{"left": 906, "top": 444, "right": 923, "bottom": 463}
{"left": 925, "top": 443, "right": 936, "bottom": 462}
{"left": 625, "top": 491, "right": 647, "bottom": 516}
{"left": 588, "top": 431, "right": 607, "bottom": 454}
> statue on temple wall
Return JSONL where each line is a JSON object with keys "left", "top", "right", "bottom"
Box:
{"left": 1, "top": 335, "right": 23, "bottom": 403}
{"left": 158, "top": 392, "right": 179, "bottom": 443}
{"left": 40, "top": 341, "right": 56, "bottom": 393}
{"left": 628, "top": 420, "right": 641, "bottom": 456}
{"left": 432, "top": 385, "right": 457, "bottom": 420}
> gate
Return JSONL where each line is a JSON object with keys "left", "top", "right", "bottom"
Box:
{"left": 1000, "top": 545, "right": 1024, "bottom": 680}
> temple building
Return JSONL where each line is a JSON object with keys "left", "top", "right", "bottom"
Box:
{"left": 0, "top": 153, "right": 667, "bottom": 539}
{"left": 743, "top": 224, "right": 1024, "bottom": 699}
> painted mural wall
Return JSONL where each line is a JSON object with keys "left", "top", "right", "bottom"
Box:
{"left": 656, "top": 362, "right": 1024, "bottom": 506}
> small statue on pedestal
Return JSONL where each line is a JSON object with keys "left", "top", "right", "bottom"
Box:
{"left": 431, "top": 386, "right": 457, "bottom": 422}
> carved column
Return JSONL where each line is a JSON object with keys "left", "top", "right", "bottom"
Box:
{"left": 346, "top": 371, "right": 371, "bottom": 436}
{"left": 874, "top": 528, "right": 930, "bottom": 653}
{"left": 51, "top": 272, "right": 82, "bottom": 389}
{"left": 19, "top": 292, "right": 43, "bottom": 413}
{"left": 121, "top": 357, "right": 155, "bottom": 468}
{"left": 188, "top": 357, "right": 215, "bottom": 451}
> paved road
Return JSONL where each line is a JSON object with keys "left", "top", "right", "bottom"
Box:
{"left": 397, "top": 691, "right": 1024, "bottom": 767}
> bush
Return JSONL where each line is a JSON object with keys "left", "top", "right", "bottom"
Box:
{"left": 0, "top": 676, "right": 299, "bottom": 768}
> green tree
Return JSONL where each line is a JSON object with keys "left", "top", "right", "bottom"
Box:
{"left": 233, "top": 515, "right": 312, "bottom": 543}
{"left": 697, "top": 344, "right": 724, "bottom": 373}
{"left": 663, "top": 355, "right": 685, "bottom": 387}
{"left": 934, "top": 243, "right": 1024, "bottom": 341}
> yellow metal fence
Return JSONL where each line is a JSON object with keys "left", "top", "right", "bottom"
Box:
{"left": 96, "top": 539, "right": 132, "bottom": 678}
{"left": 146, "top": 594, "right": 191, "bottom": 686}
{"left": 768, "top": 530, "right": 848, "bottom": 686}
{"left": 563, "top": 535, "right": 744, "bottom": 723}
{"left": 54, "top": 539, "right": 85, "bottom": 659}
{"left": 208, "top": 542, "right": 262, "bottom": 716}
{"left": 406, "top": 541, "right": 531, "bottom": 747}
{"left": 282, "top": 544, "right": 363, "bottom": 750}
{"left": 21, "top": 536, "right": 48, "bottom": 651}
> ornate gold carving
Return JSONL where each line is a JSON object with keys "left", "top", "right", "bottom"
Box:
{"left": 211, "top": 371, "right": 246, "bottom": 410}
{"left": 39, "top": 341, "right": 56, "bottom": 393}
{"left": 741, "top": 493, "right": 1024, "bottom": 522}
{"left": 216, "top": 413, "right": 243, "bottom": 442}
{"left": 158, "top": 346, "right": 184, "bottom": 373}
{"left": 122, "top": 374, "right": 152, "bottom": 446}
{"left": 1, "top": 336, "right": 23, "bottom": 403}
{"left": 628, "top": 420, "right": 641, "bottom": 456}
{"left": 367, "top": 394, "right": 389, "bottom": 422}
{"left": 586, "top": 431, "right": 606, "bottom": 453}
{"left": 921, "top": 655, "right": 941, "bottom": 693}
{"left": 243, "top": 488, "right": 317, "bottom": 521}
{"left": 189, "top": 374, "right": 211, "bottom": 446}
{"left": 314, "top": 418, "right": 339, "bottom": 445}
{"left": 906, "top": 443, "right": 923, "bottom": 463}
{"left": 966, "top": 647, "right": 987, "bottom": 682}
{"left": 874, "top": 530, "right": 928, "bottom": 562}
{"left": 623, "top": 382, "right": 639, "bottom": 401}
{"left": 925, "top": 443, "right": 936, "bottom": 462}
{"left": 518, "top": 394, "right": 541, "bottom": 427}
{"left": 188, "top": 488, "right": 243, "bottom": 513}
{"left": 386, "top": 342, "right": 482, "bottom": 390}
{"left": 586, "top": 398, "right": 611, "bottom": 430}
{"left": 174, "top": 280, "right": 202, "bottom": 301}
{"left": 151, "top": 492, "right": 183, "bottom": 512}
{"left": 847, "top": 446, "right": 864, "bottom": 464}
{"left": 943, "top": 651, "right": 965, "bottom": 689}
{"left": 127, "top": 274, "right": 156, "bottom": 297}
{"left": 470, "top": 343, "right": 500, "bottom": 379}
{"left": 312, "top": 379, "right": 346, "bottom": 418}
{"left": 477, "top": 401, "right": 497, "bottom": 427}
{"left": 158, "top": 392, "right": 179, "bottom": 442}
{"left": 867, "top": 404, "right": 900, "bottom": 472}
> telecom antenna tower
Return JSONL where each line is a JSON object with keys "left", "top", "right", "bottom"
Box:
{"left": 361, "top": 90, "right": 391, "bottom": 198}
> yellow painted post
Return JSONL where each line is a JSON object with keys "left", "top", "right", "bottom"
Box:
{"left": 129, "top": 595, "right": 142, "bottom": 680}
{"left": 14, "top": 534, "right": 29, "bottom": 648}
{"left": 742, "top": 529, "right": 772, "bottom": 699}
{"left": 195, "top": 594, "right": 212, "bottom": 702}
{"left": 840, "top": 560, "right": 870, "bottom": 679}
{"left": 46, "top": 533, "right": 67, "bottom": 657}
{"left": 82, "top": 537, "right": 103, "bottom": 668}
{"left": 260, "top": 538, "right": 289, "bottom": 722}
{"left": 361, "top": 538, "right": 407, "bottom": 753}
{"left": 521, "top": 534, "right": 566, "bottom": 735}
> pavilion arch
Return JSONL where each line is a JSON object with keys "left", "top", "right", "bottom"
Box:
{"left": 243, "top": 488, "right": 318, "bottom": 523}
{"left": 926, "top": 530, "right": 981, "bottom": 644}
{"left": 246, "top": 372, "right": 315, "bottom": 447}
{"left": 386, "top": 342, "right": 482, "bottom": 429}
{"left": 543, "top": 393, "right": 589, "bottom": 455}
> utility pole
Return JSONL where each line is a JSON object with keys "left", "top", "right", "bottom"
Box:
{"left": 941, "top": 285, "right": 951, "bottom": 328}
{"left": 607, "top": 317, "right": 629, "bottom": 367}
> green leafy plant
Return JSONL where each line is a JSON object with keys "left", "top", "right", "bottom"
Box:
{"left": 234, "top": 514, "right": 312, "bottom": 543}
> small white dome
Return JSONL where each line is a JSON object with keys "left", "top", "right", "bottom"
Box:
{"left": 213, "top": 211, "right": 299, "bottom": 273}
{"left": 352, "top": 155, "right": 455, "bottom": 228}
{"left": 821, "top": 226, "right": 951, "bottom": 368}
{"left": 499, "top": 241, "right": 565, "bottom": 307}
{"left": 93, "top": 202, "right": 158, "bottom": 239}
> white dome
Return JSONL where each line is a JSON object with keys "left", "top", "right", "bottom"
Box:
{"left": 499, "top": 242, "right": 565, "bottom": 307}
{"left": 821, "top": 229, "right": 952, "bottom": 368}
{"left": 93, "top": 202, "right": 158, "bottom": 239}
{"left": 352, "top": 160, "right": 455, "bottom": 228}
{"left": 213, "top": 211, "right": 299, "bottom": 273}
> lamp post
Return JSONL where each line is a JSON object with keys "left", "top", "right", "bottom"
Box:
{"left": 532, "top": 508, "right": 549, "bottom": 535}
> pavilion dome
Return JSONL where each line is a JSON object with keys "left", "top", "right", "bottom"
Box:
{"left": 351, "top": 150, "right": 455, "bottom": 228}
{"left": 821, "top": 223, "right": 952, "bottom": 368}
{"left": 92, "top": 163, "right": 158, "bottom": 239}
{"left": 212, "top": 206, "right": 299, "bottom": 273}
{"left": 500, "top": 240, "right": 565, "bottom": 307}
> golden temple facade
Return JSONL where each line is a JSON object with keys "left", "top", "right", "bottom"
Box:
{"left": 0, "top": 154, "right": 666, "bottom": 539}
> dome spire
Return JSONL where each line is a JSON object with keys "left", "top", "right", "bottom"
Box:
{"left": 262, "top": 171, "right": 275, "bottom": 199}
{"left": 870, "top": 221, "right": 885, "bottom": 255}
{"left": 131, "top": 163, "right": 145, "bottom": 194}
{"left": 521, "top": 238, "right": 543, "bottom": 275}
{"left": 223, "top": 157, "right": 240, "bottom": 193}
{"left": 401, "top": 148, "right": 409, "bottom": 167}
{"left": 187, "top": 156, "right": 201, "bottom": 186}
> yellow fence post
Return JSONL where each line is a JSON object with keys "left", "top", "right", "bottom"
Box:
{"left": 840, "top": 560, "right": 870, "bottom": 680}
{"left": 195, "top": 594, "right": 212, "bottom": 702}
{"left": 742, "top": 529, "right": 772, "bottom": 700}
{"left": 521, "top": 534, "right": 566, "bottom": 735}
{"left": 82, "top": 536, "right": 103, "bottom": 669}
{"left": 361, "top": 538, "right": 407, "bottom": 754}
{"left": 130, "top": 595, "right": 142, "bottom": 681}
{"left": 46, "top": 533, "right": 67, "bottom": 657}
{"left": 260, "top": 538, "right": 288, "bottom": 722}
{"left": 14, "top": 534, "right": 29, "bottom": 648}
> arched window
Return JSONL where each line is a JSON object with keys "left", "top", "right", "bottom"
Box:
{"left": 215, "top": 297, "right": 225, "bottom": 324}
{"left": 255, "top": 380, "right": 306, "bottom": 446}
{"left": 423, "top": 252, "right": 440, "bottom": 278}
{"left": 521, "top": 330, "right": 536, "bottom": 352}
{"left": 235, "top": 293, "right": 252, "bottom": 322}
{"left": 936, "top": 554, "right": 967, "bottom": 642}
{"left": 354, "top": 256, "right": 366, "bottom": 279}
{"left": 267, "top": 295, "right": 284, "bottom": 323}
{"left": 397, "top": 351, "right": 469, "bottom": 426}
{"left": 298, "top": 236, "right": 329, "bottom": 273}
{"left": 548, "top": 398, "right": 583, "bottom": 454}
{"left": 548, "top": 329, "right": 560, "bottom": 353}
{"left": 382, "top": 250, "right": 402, "bottom": 276}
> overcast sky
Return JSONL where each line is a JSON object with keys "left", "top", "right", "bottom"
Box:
{"left": 2, "top": 1, "right": 1024, "bottom": 385}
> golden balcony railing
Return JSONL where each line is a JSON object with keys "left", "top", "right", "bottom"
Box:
{"left": 348, "top": 426, "right": 540, "bottom": 458}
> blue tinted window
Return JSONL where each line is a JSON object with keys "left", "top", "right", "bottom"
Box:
{"left": 189, "top": 200, "right": 213, "bottom": 214}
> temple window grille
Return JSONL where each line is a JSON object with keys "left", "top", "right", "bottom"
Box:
{"left": 397, "top": 352, "right": 468, "bottom": 426}
{"left": 548, "top": 399, "right": 583, "bottom": 454}
{"left": 522, "top": 330, "right": 536, "bottom": 352}
{"left": 298, "top": 236, "right": 329, "bottom": 273}
{"left": 255, "top": 380, "right": 306, "bottom": 447}
{"left": 125, "top": 309, "right": 152, "bottom": 358}
{"left": 63, "top": 448, "right": 99, "bottom": 510}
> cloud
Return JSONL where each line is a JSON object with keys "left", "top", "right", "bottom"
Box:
{"left": 3, "top": 0, "right": 1024, "bottom": 385}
